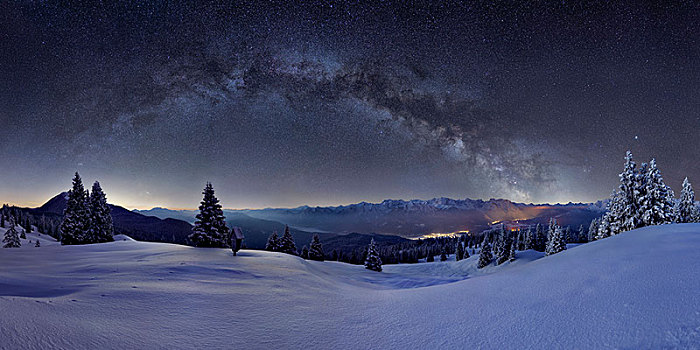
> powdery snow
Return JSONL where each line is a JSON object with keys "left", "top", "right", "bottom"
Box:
{"left": 1, "top": 224, "right": 699, "bottom": 349}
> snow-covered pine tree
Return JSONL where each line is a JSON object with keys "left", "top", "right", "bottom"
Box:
{"left": 494, "top": 224, "right": 506, "bottom": 260}
{"left": 265, "top": 231, "right": 279, "bottom": 251}
{"left": 546, "top": 218, "right": 557, "bottom": 241}
{"left": 364, "top": 238, "right": 382, "bottom": 272}
{"left": 534, "top": 223, "right": 546, "bottom": 252}
{"left": 89, "top": 181, "right": 114, "bottom": 243}
{"left": 463, "top": 242, "right": 470, "bottom": 259}
{"left": 189, "top": 182, "right": 229, "bottom": 248}
{"left": 618, "top": 151, "right": 641, "bottom": 232}
{"left": 523, "top": 226, "right": 534, "bottom": 250}
{"left": 577, "top": 224, "right": 587, "bottom": 243}
{"left": 35, "top": 239, "right": 40, "bottom": 247}
{"left": 477, "top": 241, "right": 492, "bottom": 269}
{"left": 496, "top": 229, "right": 511, "bottom": 265}
{"left": 639, "top": 159, "right": 674, "bottom": 226}
{"left": 508, "top": 240, "right": 516, "bottom": 262}
{"left": 455, "top": 241, "right": 464, "bottom": 261}
{"left": 563, "top": 226, "right": 571, "bottom": 244}
{"left": 60, "top": 172, "right": 92, "bottom": 245}
{"left": 678, "top": 177, "right": 700, "bottom": 223}
{"left": 440, "top": 245, "right": 448, "bottom": 261}
{"left": 545, "top": 225, "right": 566, "bottom": 256}
{"left": 278, "top": 225, "right": 297, "bottom": 255}
{"left": 3, "top": 217, "right": 21, "bottom": 248}
{"left": 588, "top": 218, "right": 598, "bottom": 242}
{"left": 300, "top": 246, "right": 309, "bottom": 259}
{"left": 308, "top": 234, "right": 324, "bottom": 261}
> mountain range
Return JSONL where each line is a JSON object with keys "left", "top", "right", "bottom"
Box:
{"left": 136, "top": 197, "right": 605, "bottom": 238}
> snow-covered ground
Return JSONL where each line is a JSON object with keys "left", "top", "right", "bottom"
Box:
{"left": 1, "top": 224, "right": 699, "bottom": 349}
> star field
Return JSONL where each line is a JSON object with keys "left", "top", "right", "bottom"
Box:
{"left": 0, "top": 1, "right": 698, "bottom": 209}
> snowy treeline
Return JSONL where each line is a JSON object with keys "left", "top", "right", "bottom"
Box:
{"left": 1, "top": 204, "right": 60, "bottom": 238}
{"left": 591, "top": 151, "right": 700, "bottom": 240}
{"left": 60, "top": 172, "right": 114, "bottom": 245}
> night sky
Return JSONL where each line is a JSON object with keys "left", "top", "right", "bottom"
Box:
{"left": 1, "top": 1, "right": 698, "bottom": 209}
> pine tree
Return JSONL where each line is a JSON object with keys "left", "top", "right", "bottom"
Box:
{"left": 308, "top": 234, "right": 324, "bottom": 261}
{"left": 638, "top": 159, "right": 674, "bottom": 226}
{"left": 426, "top": 253, "right": 435, "bottom": 262}
{"left": 577, "top": 224, "right": 587, "bottom": 243}
{"left": 678, "top": 177, "right": 700, "bottom": 223}
{"left": 89, "top": 181, "right": 114, "bottom": 243}
{"left": 546, "top": 225, "right": 566, "bottom": 256}
{"left": 523, "top": 226, "right": 534, "bottom": 250}
{"left": 35, "top": 239, "right": 40, "bottom": 247}
{"left": 0, "top": 213, "right": 4, "bottom": 228}
{"left": 496, "top": 228, "right": 511, "bottom": 265}
{"left": 477, "top": 241, "right": 492, "bottom": 269}
{"left": 508, "top": 240, "right": 516, "bottom": 262}
{"left": 60, "top": 172, "right": 92, "bottom": 245}
{"left": 3, "top": 217, "right": 21, "bottom": 248}
{"left": 440, "top": 245, "right": 447, "bottom": 261}
{"left": 278, "top": 225, "right": 297, "bottom": 255}
{"left": 588, "top": 218, "right": 598, "bottom": 242}
{"left": 189, "top": 182, "right": 229, "bottom": 248}
{"left": 618, "top": 151, "right": 641, "bottom": 231}
{"left": 265, "top": 232, "right": 279, "bottom": 251}
{"left": 20, "top": 229, "right": 26, "bottom": 239}
{"left": 364, "top": 239, "right": 382, "bottom": 272}
{"left": 300, "top": 246, "right": 309, "bottom": 259}
{"left": 455, "top": 241, "right": 464, "bottom": 261}
{"left": 563, "top": 226, "right": 571, "bottom": 244}
{"left": 534, "top": 223, "right": 546, "bottom": 252}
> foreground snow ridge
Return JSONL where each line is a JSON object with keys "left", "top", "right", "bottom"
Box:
{"left": 1, "top": 224, "right": 699, "bottom": 349}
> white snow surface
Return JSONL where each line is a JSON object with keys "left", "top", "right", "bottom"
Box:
{"left": 1, "top": 224, "right": 699, "bottom": 349}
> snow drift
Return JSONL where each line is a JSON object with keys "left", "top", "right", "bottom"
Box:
{"left": 0, "top": 224, "right": 698, "bottom": 349}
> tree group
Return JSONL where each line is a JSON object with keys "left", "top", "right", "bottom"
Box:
{"left": 60, "top": 172, "right": 114, "bottom": 245}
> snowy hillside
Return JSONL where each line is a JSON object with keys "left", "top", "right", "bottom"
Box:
{"left": 1, "top": 224, "right": 699, "bottom": 349}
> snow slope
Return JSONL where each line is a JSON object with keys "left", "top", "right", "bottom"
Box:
{"left": 1, "top": 224, "right": 699, "bottom": 349}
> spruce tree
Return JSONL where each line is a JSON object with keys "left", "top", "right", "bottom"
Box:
{"left": 523, "top": 226, "right": 534, "bottom": 250}
{"left": 265, "top": 232, "right": 279, "bottom": 251}
{"left": 577, "top": 224, "right": 587, "bottom": 243}
{"left": 639, "top": 159, "right": 674, "bottom": 226}
{"left": 508, "top": 240, "right": 516, "bottom": 262}
{"left": 588, "top": 218, "right": 598, "bottom": 242}
{"left": 0, "top": 213, "right": 4, "bottom": 228}
{"left": 20, "top": 229, "right": 26, "bottom": 239}
{"left": 308, "top": 234, "right": 324, "bottom": 261}
{"left": 678, "top": 177, "right": 700, "bottom": 223}
{"left": 278, "top": 225, "right": 297, "bottom": 255}
{"left": 3, "top": 217, "right": 21, "bottom": 248}
{"left": 534, "top": 223, "right": 546, "bottom": 252}
{"left": 440, "top": 245, "right": 447, "bottom": 261}
{"left": 300, "top": 245, "right": 309, "bottom": 259}
{"left": 618, "top": 151, "right": 641, "bottom": 231}
{"left": 89, "top": 181, "right": 114, "bottom": 243}
{"left": 477, "top": 241, "right": 492, "bottom": 269}
{"left": 496, "top": 229, "right": 511, "bottom": 265}
{"left": 455, "top": 241, "right": 464, "bottom": 261}
{"left": 189, "top": 182, "right": 229, "bottom": 248}
{"left": 546, "top": 225, "right": 566, "bottom": 256}
{"left": 35, "top": 239, "right": 40, "bottom": 247}
{"left": 364, "top": 239, "right": 382, "bottom": 272}
{"left": 60, "top": 172, "right": 92, "bottom": 245}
